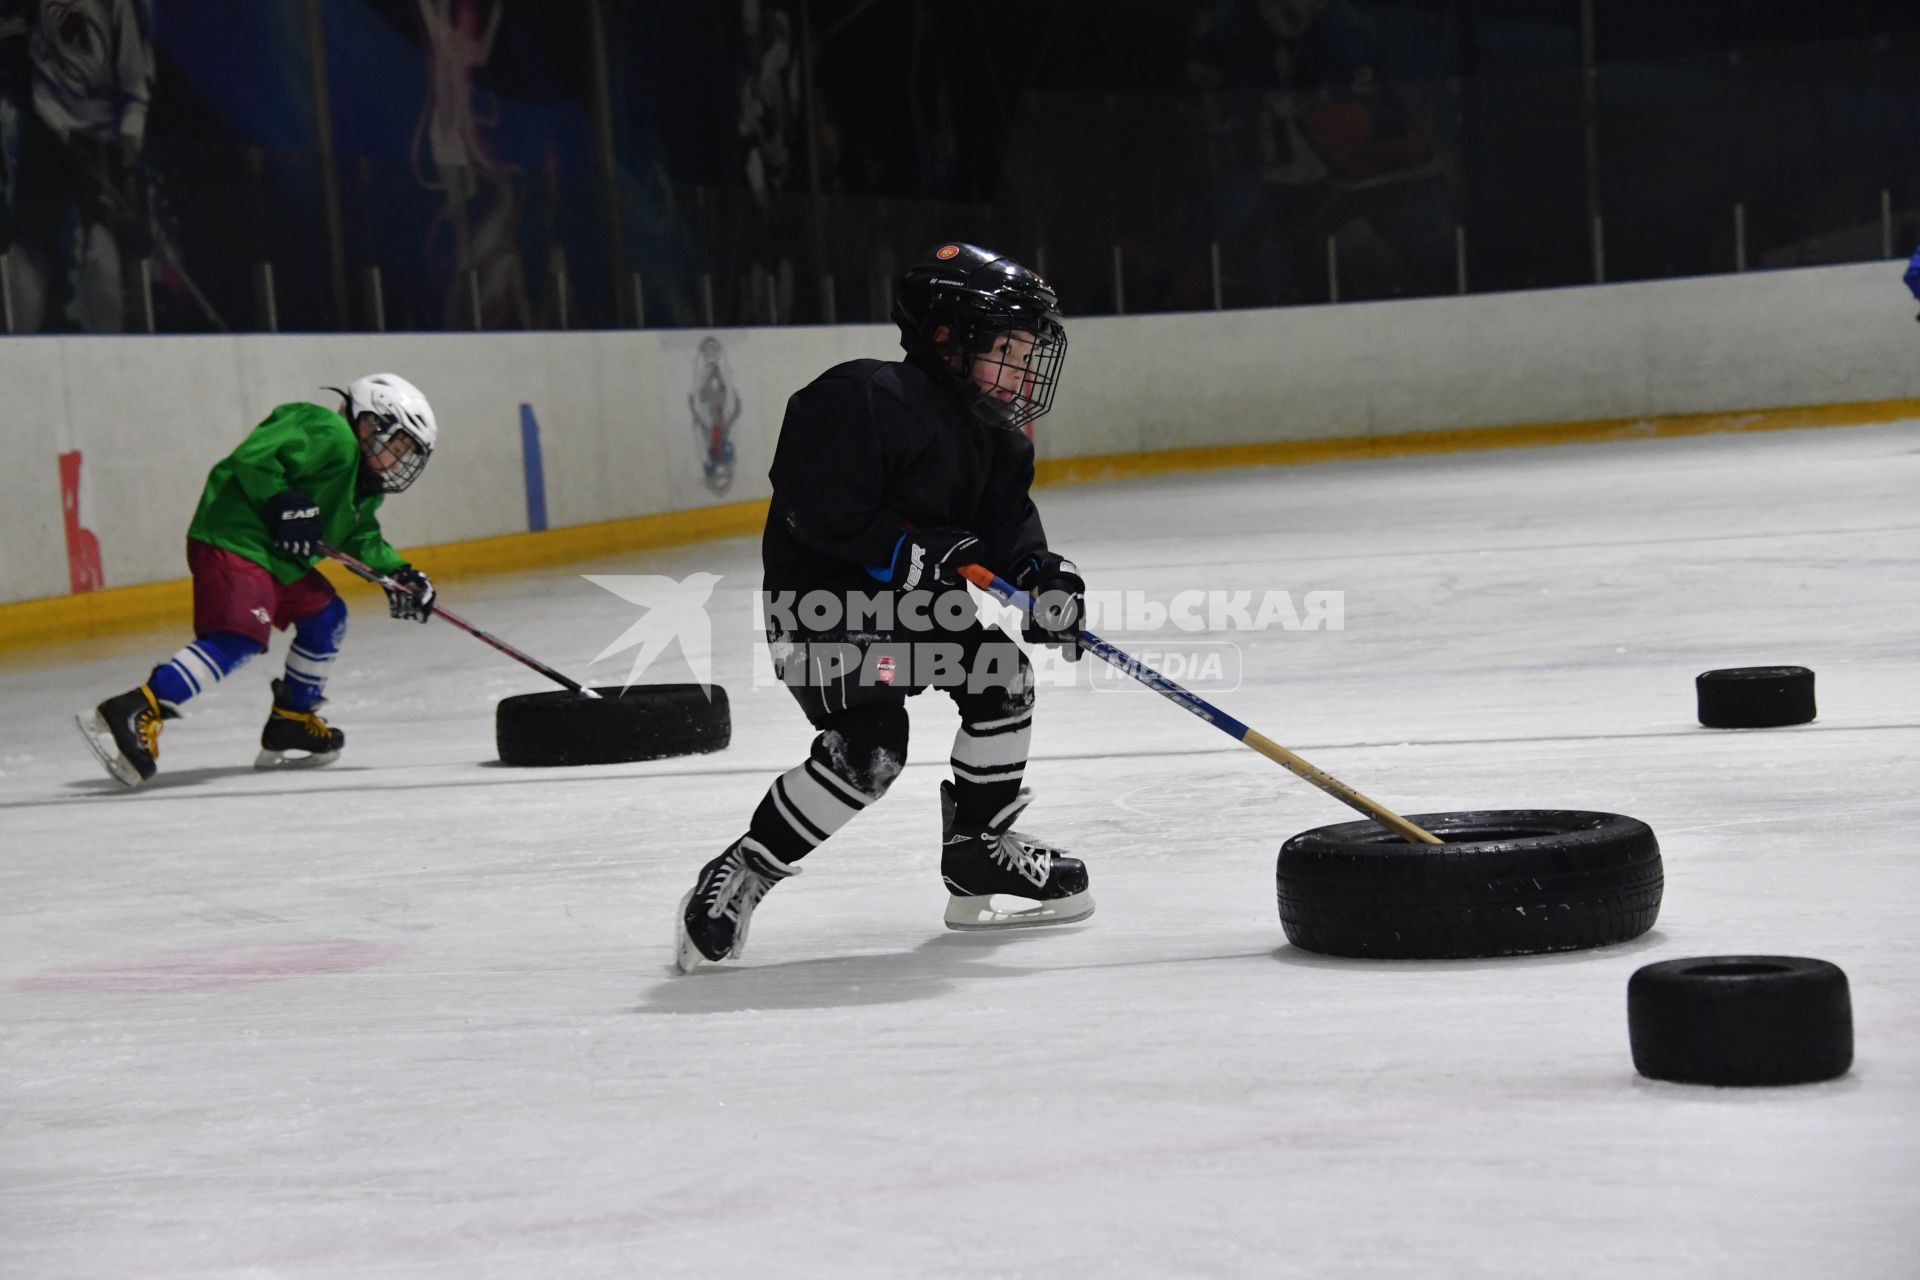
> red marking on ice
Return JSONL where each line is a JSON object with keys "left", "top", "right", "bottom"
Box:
{"left": 15, "top": 939, "right": 406, "bottom": 995}
{"left": 59, "top": 450, "right": 105, "bottom": 593}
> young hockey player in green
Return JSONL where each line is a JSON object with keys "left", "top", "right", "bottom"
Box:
{"left": 77, "top": 374, "right": 440, "bottom": 788}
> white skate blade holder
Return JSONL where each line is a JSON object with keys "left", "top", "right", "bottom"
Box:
{"left": 673, "top": 889, "right": 706, "bottom": 974}
{"left": 944, "top": 890, "right": 1094, "bottom": 932}
{"left": 74, "top": 712, "right": 143, "bottom": 789}
{"left": 253, "top": 746, "right": 342, "bottom": 771}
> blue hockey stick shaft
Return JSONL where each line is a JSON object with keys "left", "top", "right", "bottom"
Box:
{"left": 961, "top": 564, "right": 1441, "bottom": 844}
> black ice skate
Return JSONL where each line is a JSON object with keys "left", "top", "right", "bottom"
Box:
{"left": 940, "top": 781, "right": 1093, "bottom": 930}
{"left": 255, "top": 679, "right": 344, "bottom": 769}
{"left": 75, "top": 684, "right": 174, "bottom": 788}
{"left": 674, "top": 837, "right": 798, "bottom": 973}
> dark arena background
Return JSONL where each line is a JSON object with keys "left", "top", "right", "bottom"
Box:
{"left": 3, "top": 0, "right": 1916, "bottom": 333}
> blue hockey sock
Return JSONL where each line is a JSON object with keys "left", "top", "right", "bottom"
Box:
{"left": 147, "top": 632, "right": 264, "bottom": 711}
{"left": 281, "top": 596, "right": 348, "bottom": 711}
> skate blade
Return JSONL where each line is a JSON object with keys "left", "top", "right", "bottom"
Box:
{"left": 74, "top": 712, "right": 144, "bottom": 789}
{"left": 253, "top": 747, "right": 341, "bottom": 770}
{"left": 943, "top": 890, "right": 1094, "bottom": 932}
{"left": 672, "top": 889, "right": 706, "bottom": 974}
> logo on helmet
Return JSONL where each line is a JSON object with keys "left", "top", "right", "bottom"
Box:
{"left": 687, "top": 337, "right": 741, "bottom": 494}
{"left": 935, "top": 245, "right": 960, "bottom": 260}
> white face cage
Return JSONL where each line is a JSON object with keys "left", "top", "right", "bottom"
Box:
{"left": 361, "top": 420, "right": 431, "bottom": 493}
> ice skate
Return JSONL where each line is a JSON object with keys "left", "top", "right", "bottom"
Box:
{"left": 255, "top": 678, "right": 344, "bottom": 769}
{"left": 674, "top": 838, "right": 798, "bottom": 973}
{"left": 941, "top": 781, "right": 1093, "bottom": 930}
{"left": 76, "top": 685, "right": 173, "bottom": 788}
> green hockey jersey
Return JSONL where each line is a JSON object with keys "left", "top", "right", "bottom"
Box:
{"left": 186, "top": 402, "right": 408, "bottom": 584}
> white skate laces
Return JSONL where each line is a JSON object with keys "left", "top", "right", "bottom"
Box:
{"left": 702, "top": 853, "right": 779, "bottom": 937}
{"left": 682, "top": 839, "right": 796, "bottom": 966}
{"left": 983, "top": 792, "right": 1054, "bottom": 888}
{"left": 987, "top": 831, "right": 1054, "bottom": 887}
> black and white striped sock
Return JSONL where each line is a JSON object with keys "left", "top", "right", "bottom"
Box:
{"left": 949, "top": 707, "right": 1032, "bottom": 825}
{"left": 749, "top": 752, "right": 885, "bottom": 863}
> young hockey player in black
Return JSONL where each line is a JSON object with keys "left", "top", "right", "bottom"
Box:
{"left": 675, "top": 242, "right": 1091, "bottom": 971}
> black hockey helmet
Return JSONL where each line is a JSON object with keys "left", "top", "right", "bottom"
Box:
{"left": 892, "top": 242, "right": 1067, "bottom": 431}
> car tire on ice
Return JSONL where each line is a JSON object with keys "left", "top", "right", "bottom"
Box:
{"left": 1275, "top": 810, "right": 1662, "bottom": 959}
{"left": 496, "top": 684, "right": 731, "bottom": 766}
{"left": 1695, "top": 666, "right": 1815, "bottom": 728}
{"left": 1627, "top": 955, "right": 1852, "bottom": 1086}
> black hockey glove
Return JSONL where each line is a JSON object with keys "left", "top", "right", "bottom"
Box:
{"left": 385, "top": 566, "right": 435, "bottom": 623}
{"left": 264, "top": 490, "right": 323, "bottom": 558}
{"left": 881, "top": 527, "right": 981, "bottom": 591}
{"left": 1017, "top": 552, "right": 1086, "bottom": 661}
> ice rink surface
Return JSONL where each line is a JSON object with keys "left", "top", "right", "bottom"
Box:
{"left": 4, "top": 422, "right": 1918, "bottom": 1279}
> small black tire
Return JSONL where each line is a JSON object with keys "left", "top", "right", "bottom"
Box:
{"left": 495, "top": 684, "right": 731, "bottom": 766}
{"left": 1276, "top": 810, "right": 1663, "bottom": 959}
{"left": 1696, "top": 666, "right": 1816, "bottom": 728}
{"left": 1627, "top": 956, "right": 1852, "bottom": 1086}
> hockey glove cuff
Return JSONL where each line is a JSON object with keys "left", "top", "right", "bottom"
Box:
{"left": 873, "top": 527, "right": 981, "bottom": 591}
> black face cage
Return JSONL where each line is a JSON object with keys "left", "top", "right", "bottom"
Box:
{"left": 957, "top": 318, "right": 1067, "bottom": 432}
{"left": 365, "top": 423, "right": 431, "bottom": 493}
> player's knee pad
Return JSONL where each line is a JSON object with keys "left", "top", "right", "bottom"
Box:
{"left": 293, "top": 595, "right": 348, "bottom": 654}
{"left": 813, "top": 701, "right": 909, "bottom": 799}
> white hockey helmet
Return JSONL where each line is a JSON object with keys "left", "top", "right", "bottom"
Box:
{"left": 345, "top": 372, "right": 437, "bottom": 493}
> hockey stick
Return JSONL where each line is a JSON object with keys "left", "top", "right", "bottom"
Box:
{"left": 319, "top": 544, "right": 601, "bottom": 699}
{"left": 960, "top": 564, "right": 1442, "bottom": 845}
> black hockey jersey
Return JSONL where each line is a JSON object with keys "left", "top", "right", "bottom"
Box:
{"left": 762, "top": 355, "right": 1048, "bottom": 599}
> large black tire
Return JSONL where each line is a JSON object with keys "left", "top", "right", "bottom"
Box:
{"left": 1276, "top": 810, "right": 1662, "bottom": 959}
{"left": 496, "top": 684, "right": 731, "bottom": 766}
{"left": 1628, "top": 956, "right": 1852, "bottom": 1086}
{"left": 1696, "top": 666, "right": 1815, "bottom": 728}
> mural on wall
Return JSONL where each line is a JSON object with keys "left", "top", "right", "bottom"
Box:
{"left": 342, "top": 0, "right": 604, "bottom": 331}
{"left": 0, "top": 0, "right": 617, "bottom": 333}
{"left": 4, "top": 1, "right": 1915, "bottom": 332}
{"left": 735, "top": 0, "right": 797, "bottom": 323}
{"left": 410, "top": 0, "right": 527, "bottom": 330}
{"left": 0, "top": 0, "right": 157, "bottom": 333}
{"left": 1184, "top": 0, "right": 1452, "bottom": 304}
{"left": 688, "top": 335, "right": 740, "bottom": 495}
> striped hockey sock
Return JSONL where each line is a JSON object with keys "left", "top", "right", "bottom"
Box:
{"left": 280, "top": 597, "right": 348, "bottom": 712}
{"left": 949, "top": 706, "right": 1032, "bottom": 825}
{"left": 747, "top": 722, "right": 903, "bottom": 864}
{"left": 147, "top": 632, "right": 263, "bottom": 712}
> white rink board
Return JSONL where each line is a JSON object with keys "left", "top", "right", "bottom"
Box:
{"left": 6, "top": 259, "right": 1920, "bottom": 604}
{"left": 1, "top": 422, "right": 1917, "bottom": 1278}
